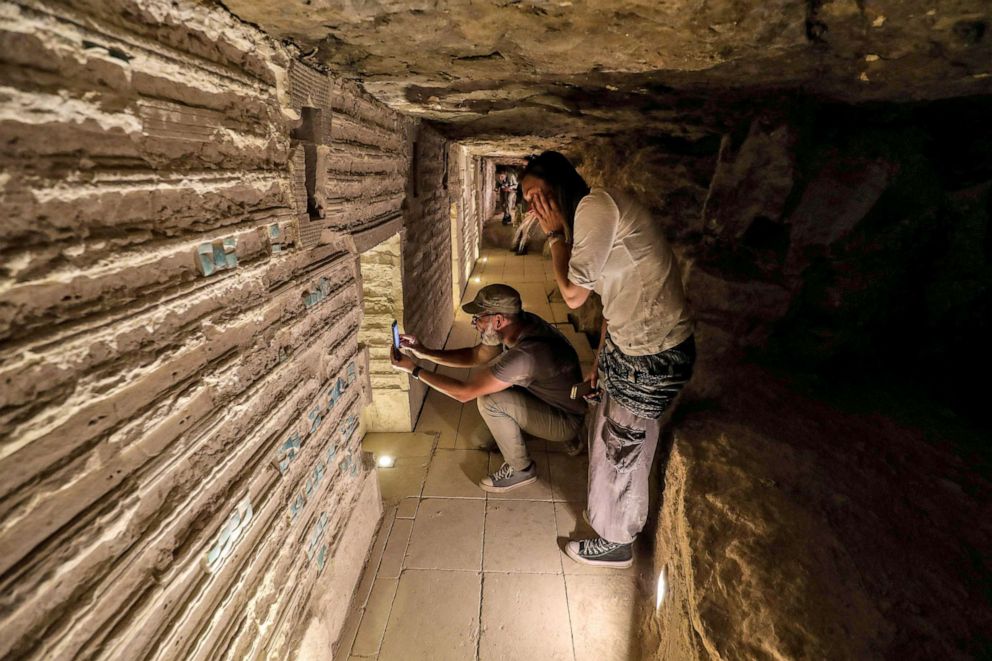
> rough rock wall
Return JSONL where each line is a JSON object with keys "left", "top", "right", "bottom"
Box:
{"left": 0, "top": 0, "right": 455, "bottom": 657}
{"left": 686, "top": 97, "right": 992, "bottom": 415}
{"left": 624, "top": 97, "right": 992, "bottom": 659}
{"left": 647, "top": 352, "right": 991, "bottom": 660}
{"left": 566, "top": 96, "right": 990, "bottom": 417}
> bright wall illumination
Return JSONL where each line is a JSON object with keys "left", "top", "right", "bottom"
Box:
{"left": 656, "top": 567, "right": 666, "bottom": 609}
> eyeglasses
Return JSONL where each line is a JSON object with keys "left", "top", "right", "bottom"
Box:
{"left": 471, "top": 312, "right": 498, "bottom": 326}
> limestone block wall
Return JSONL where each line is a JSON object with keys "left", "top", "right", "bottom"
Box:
{"left": 481, "top": 157, "right": 498, "bottom": 223}
{"left": 0, "top": 0, "right": 460, "bottom": 658}
{"left": 451, "top": 146, "right": 483, "bottom": 290}
{"left": 401, "top": 126, "right": 454, "bottom": 419}
{"left": 358, "top": 234, "right": 409, "bottom": 431}
{"left": 324, "top": 76, "right": 409, "bottom": 241}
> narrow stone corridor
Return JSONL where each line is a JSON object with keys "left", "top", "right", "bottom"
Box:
{"left": 3, "top": 0, "right": 990, "bottom": 658}
{"left": 342, "top": 238, "right": 647, "bottom": 660}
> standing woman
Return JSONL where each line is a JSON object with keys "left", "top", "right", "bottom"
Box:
{"left": 522, "top": 151, "right": 695, "bottom": 568}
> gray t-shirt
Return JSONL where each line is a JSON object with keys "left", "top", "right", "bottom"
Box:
{"left": 568, "top": 188, "right": 693, "bottom": 356}
{"left": 489, "top": 312, "right": 586, "bottom": 415}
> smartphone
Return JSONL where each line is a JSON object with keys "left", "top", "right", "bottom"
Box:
{"left": 391, "top": 320, "right": 400, "bottom": 349}
{"left": 570, "top": 380, "right": 595, "bottom": 400}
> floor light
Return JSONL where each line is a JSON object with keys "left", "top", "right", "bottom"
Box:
{"left": 377, "top": 455, "right": 395, "bottom": 468}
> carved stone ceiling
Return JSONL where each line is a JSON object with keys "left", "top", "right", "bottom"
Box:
{"left": 223, "top": 0, "right": 992, "bottom": 153}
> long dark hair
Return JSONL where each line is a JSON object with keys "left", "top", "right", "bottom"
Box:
{"left": 521, "top": 151, "right": 590, "bottom": 238}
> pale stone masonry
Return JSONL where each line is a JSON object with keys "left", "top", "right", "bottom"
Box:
{"left": 0, "top": 0, "right": 486, "bottom": 657}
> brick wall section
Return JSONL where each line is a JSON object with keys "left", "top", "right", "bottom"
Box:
{"left": 0, "top": 0, "right": 460, "bottom": 658}
{"left": 401, "top": 126, "right": 454, "bottom": 417}
{"left": 288, "top": 59, "right": 331, "bottom": 248}
{"left": 358, "top": 234, "right": 412, "bottom": 430}
{"left": 325, "top": 78, "right": 408, "bottom": 237}
{"left": 450, "top": 145, "right": 483, "bottom": 293}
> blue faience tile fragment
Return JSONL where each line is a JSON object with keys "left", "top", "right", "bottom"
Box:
{"left": 197, "top": 243, "right": 215, "bottom": 276}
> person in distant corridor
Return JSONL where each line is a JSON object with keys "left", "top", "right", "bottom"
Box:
{"left": 522, "top": 150, "right": 695, "bottom": 568}
{"left": 496, "top": 170, "right": 518, "bottom": 224}
{"left": 389, "top": 284, "right": 586, "bottom": 492}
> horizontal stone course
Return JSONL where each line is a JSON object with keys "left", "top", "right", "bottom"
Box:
{"left": 0, "top": 0, "right": 459, "bottom": 659}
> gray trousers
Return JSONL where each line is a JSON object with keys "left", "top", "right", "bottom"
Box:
{"left": 478, "top": 388, "right": 583, "bottom": 470}
{"left": 586, "top": 392, "right": 664, "bottom": 544}
{"left": 587, "top": 335, "right": 695, "bottom": 544}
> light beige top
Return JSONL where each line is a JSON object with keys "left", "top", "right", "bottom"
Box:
{"left": 568, "top": 188, "right": 693, "bottom": 356}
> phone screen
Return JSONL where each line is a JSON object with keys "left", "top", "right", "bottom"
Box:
{"left": 391, "top": 321, "right": 400, "bottom": 349}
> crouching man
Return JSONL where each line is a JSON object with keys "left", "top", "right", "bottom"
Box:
{"left": 390, "top": 284, "right": 585, "bottom": 493}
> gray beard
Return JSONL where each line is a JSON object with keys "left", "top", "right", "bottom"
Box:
{"left": 480, "top": 328, "right": 502, "bottom": 346}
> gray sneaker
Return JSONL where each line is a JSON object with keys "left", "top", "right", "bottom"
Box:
{"left": 565, "top": 537, "right": 633, "bottom": 568}
{"left": 479, "top": 461, "right": 537, "bottom": 493}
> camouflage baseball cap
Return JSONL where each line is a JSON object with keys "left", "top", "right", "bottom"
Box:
{"left": 461, "top": 284, "right": 523, "bottom": 315}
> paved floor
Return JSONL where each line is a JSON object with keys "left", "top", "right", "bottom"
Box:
{"left": 342, "top": 240, "right": 651, "bottom": 661}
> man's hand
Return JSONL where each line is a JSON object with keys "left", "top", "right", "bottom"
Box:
{"left": 531, "top": 190, "right": 566, "bottom": 235}
{"left": 584, "top": 361, "right": 598, "bottom": 390}
{"left": 390, "top": 346, "right": 416, "bottom": 374}
{"left": 398, "top": 333, "right": 425, "bottom": 358}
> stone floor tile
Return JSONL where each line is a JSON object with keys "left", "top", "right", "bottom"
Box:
{"left": 336, "top": 603, "right": 364, "bottom": 660}
{"left": 454, "top": 401, "right": 494, "bottom": 450}
{"left": 416, "top": 392, "right": 462, "bottom": 449}
{"left": 461, "top": 281, "right": 483, "bottom": 304}
{"left": 520, "top": 271, "right": 550, "bottom": 284}
{"left": 375, "top": 456, "right": 429, "bottom": 505}
{"left": 530, "top": 302, "right": 556, "bottom": 323}
{"left": 378, "top": 518, "right": 413, "bottom": 579}
{"left": 550, "top": 302, "right": 572, "bottom": 324}
{"left": 422, "top": 449, "right": 489, "bottom": 498}
{"left": 396, "top": 497, "right": 419, "bottom": 519}
{"left": 362, "top": 431, "right": 435, "bottom": 457}
{"left": 480, "top": 572, "right": 574, "bottom": 661}
{"left": 515, "top": 283, "right": 549, "bottom": 308}
{"left": 351, "top": 577, "right": 399, "bottom": 656}
{"left": 405, "top": 498, "right": 485, "bottom": 571}
{"left": 549, "top": 452, "right": 589, "bottom": 503}
{"left": 379, "top": 569, "right": 482, "bottom": 661}
{"left": 483, "top": 500, "right": 561, "bottom": 573}
{"left": 565, "top": 574, "right": 643, "bottom": 661}
{"left": 486, "top": 451, "right": 553, "bottom": 501}
{"left": 354, "top": 509, "right": 395, "bottom": 609}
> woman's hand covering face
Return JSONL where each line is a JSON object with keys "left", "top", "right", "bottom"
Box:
{"left": 531, "top": 190, "right": 566, "bottom": 234}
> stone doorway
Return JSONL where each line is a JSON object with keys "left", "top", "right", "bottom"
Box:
{"left": 358, "top": 233, "right": 412, "bottom": 431}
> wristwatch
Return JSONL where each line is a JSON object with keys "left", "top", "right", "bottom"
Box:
{"left": 546, "top": 230, "right": 567, "bottom": 243}
{"left": 411, "top": 366, "right": 423, "bottom": 380}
